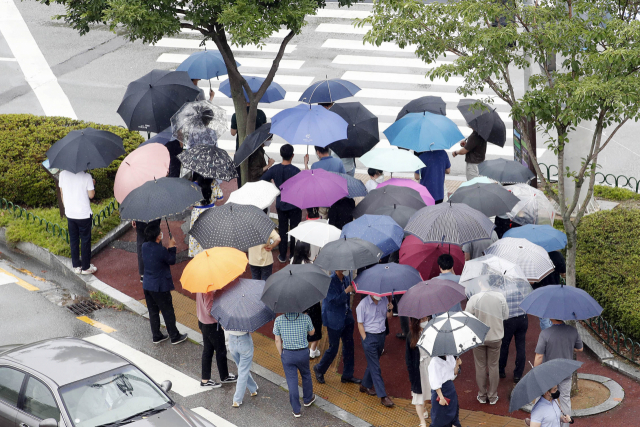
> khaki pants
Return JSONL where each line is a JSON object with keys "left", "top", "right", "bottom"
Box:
{"left": 473, "top": 339, "right": 501, "bottom": 400}
{"left": 466, "top": 162, "right": 480, "bottom": 181}
{"left": 558, "top": 377, "right": 572, "bottom": 427}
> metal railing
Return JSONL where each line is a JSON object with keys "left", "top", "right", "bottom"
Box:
{"left": 539, "top": 163, "right": 640, "bottom": 193}
{"left": 583, "top": 316, "right": 640, "bottom": 366}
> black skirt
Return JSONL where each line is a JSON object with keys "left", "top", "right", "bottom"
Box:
{"left": 305, "top": 302, "right": 323, "bottom": 342}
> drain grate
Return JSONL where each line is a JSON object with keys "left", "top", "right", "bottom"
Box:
{"left": 66, "top": 300, "right": 102, "bottom": 316}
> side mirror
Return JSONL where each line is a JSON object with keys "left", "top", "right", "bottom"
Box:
{"left": 39, "top": 419, "right": 58, "bottom": 427}
{"left": 160, "top": 380, "right": 172, "bottom": 393}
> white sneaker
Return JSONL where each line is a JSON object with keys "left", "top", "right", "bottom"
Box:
{"left": 314, "top": 349, "right": 321, "bottom": 358}
{"left": 309, "top": 349, "right": 315, "bottom": 359}
{"left": 73, "top": 267, "right": 82, "bottom": 274}
{"left": 81, "top": 265, "right": 97, "bottom": 275}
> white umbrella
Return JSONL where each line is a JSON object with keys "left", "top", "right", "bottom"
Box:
{"left": 360, "top": 147, "right": 426, "bottom": 173}
{"left": 225, "top": 181, "right": 279, "bottom": 210}
{"left": 504, "top": 183, "right": 555, "bottom": 226}
{"left": 460, "top": 254, "right": 527, "bottom": 282}
{"left": 288, "top": 220, "right": 341, "bottom": 248}
{"left": 417, "top": 311, "right": 490, "bottom": 357}
{"left": 484, "top": 237, "right": 554, "bottom": 282}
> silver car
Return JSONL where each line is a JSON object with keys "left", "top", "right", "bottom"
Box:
{"left": 0, "top": 338, "right": 216, "bottom": 427}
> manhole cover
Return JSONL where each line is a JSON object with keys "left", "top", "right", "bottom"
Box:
{"left": 66, "top": 300, "right": 102, "bottom": 316}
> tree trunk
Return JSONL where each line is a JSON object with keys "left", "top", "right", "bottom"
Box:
{"left": 564, "top": 226, "right": 577, "bottom": 288}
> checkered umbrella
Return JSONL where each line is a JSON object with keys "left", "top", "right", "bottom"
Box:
{"left": 484, "top": 237, "right": 554, "bottom": 282}
{"left": 210, "top": 278, "right": 276, "bottom": 332}
{"left": 329, "top": 172, "right": 368, "bottom": 198}
{"left": 418, "top": 311, "right": 490, "bottom": 357}
{"left": 261, "top": 264, "right": 331, "bottom": 313}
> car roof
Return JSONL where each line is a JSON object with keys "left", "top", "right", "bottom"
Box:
{"left": 0, "top": 337, "right": 129, "bottom": 386}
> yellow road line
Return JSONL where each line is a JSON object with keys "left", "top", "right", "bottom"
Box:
{"left": 0, "top": 268, "right": 39, "bottom": 291}
{"left": 76, "top": 316, "right": 117, "bottom": 333}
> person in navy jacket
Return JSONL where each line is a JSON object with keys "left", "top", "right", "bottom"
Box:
{"left": 142, "top": 224, "right": 188, "bottom": 345}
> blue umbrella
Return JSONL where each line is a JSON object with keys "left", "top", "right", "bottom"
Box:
{"left": 176, "top": 50, "right": 240, "bottom": 81}
{"left": 210, "top": 278, "right": 276, "bottom": 332}
{"left": 299, "top": 78, "right": 361, "bottom": 104}
{"left": 219, "top": 76, "right": 285, "bottom": 103}
{"left": 341, "top": 214, "right": 404, "bottom": 257}
{"left": 329, "top": 171, "right": 367, "bottom": 198}
{"left": 354, "top": 263, "right": 422, "bottom": 297}
{"left": 271, "top": 104, "right": 348, "bottom": 147}
{"left": 503, "top": 224, "right": 567, "bottom": 252}
{"left": 384, "top": 112, "right": 464, "bottom": 152}
{"left": 139, "top": 127, "right": 173, "bottom": 147}
{"left": 519, "top": 284, "right": 603, "bottom": 320}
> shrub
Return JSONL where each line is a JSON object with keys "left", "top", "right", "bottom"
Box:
{"left": 576, "top": 208, "right": 640, "bottom": 340}
{"left": 593, "top": 185, "right": 640, "bottom": 201}
{"left": 0, "top": 114, "right": 143, "bottom": 207}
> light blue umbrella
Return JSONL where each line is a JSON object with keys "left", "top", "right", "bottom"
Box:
{"left": 219, "top": 76, "right": 285, "bottom": 103}
{"left": 504, "top": 224, "right": 567, "bottom": 252}
{"left": 270, "top": 104, "right": 348, "bottom": 147}
{"left": 520, "top": 284, "right": 603, "bottom": 320}
{"left": 341, "top": 214, "right": 404, "bottom": 257}
{"left": 360, "top": 148, "right": 426, "bottom": 173}
{"left": 176, "top": 50, "right": 240, "bottom": 82}
{"left": 384, "top": 112, "right": 464, "bottom": 152}
{"left": 458, "top": 176, "right": 498, "bottom": 187}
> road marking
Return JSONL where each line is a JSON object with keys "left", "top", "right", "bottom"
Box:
{"left": 190, "top": 407, "right": 237, "bottom": 427}
{"left": 308, "top": 9, "right": 371, "bottom": 19}
{"left": 0, "top": 268, "right": 39, "bottom": 291}
{"left": 210, "top": 73, "right": 314, "bottom": 86}
{"left": 180, "top": 28, "right": 291, "bottom": 39}
{"left": 342, "top": 70, "right": 466, "bottom": 87}
{"left": 76, "top": 316, "right": 117, "bottom": 333}
{"left": 0, "top": 0, "right": 76, "bottom": 118}
{"left": 0, "top": 273, "right": 18, "bottom": 286}
{"left": 315, "top": 23, "right": 371, "bottom": 34}
{"left": 157, "top": 53, "right": 305, "bottom": 70}
{"left": 353, "top": 88, "right": 509, "bottom": 106}
{"left": 333, "top": 54, "right": 450, "bottom": 69}
{"left": 84, "top": 334, "right": 206, "bottom": 397}
{"left": 0, "top": 57, "right": 17, "bottom": 61}
{"left": 153, "top": 38, "right": 296, "bottom": 53}
{"left": 322, "top": 38, "right": 415, "bottom": 53}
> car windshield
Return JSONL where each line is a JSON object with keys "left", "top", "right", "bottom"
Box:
{"left": 59, "top": 365, "right": 171, "bottom": 427}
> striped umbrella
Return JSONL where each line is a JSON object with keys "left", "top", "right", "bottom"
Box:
{"left": 418, "top": 311, "right": 490, "bottom": 357}
{"left": 484, "top": 237, "right": 554, "bottom": 282}
{"left": 329, "top": 171, "right": 368, "bottom": 198}
{"left": 210, "top": 278, "right": 276, "bottom": 332}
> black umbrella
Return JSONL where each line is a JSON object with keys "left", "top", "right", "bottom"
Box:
{"left": 233, "top": 123, "right": 273, "bottom": 166}
{"left": 396, "top": 96, "right": 447, "bottom": 121}
{"left": 478, "top": 159, "right": 536, "bottom": 184}
{"left": 449, "top": 183, "right": 520, "bottom": 217}
{"left": 261, "top": 264, "right": 331, "bottom": 313}
{"left": 189, "top": 202, "right": 275, "bottom": 251}
{"left": 139, "top": 127, "right": 173, "bottom": 147}
{"left": 117, "top": 70, "right": 200, "bottom": 133}
{"left": 353, "top": 186, "right": 426, "bottom": 219}
{"left": 314, "top": 237, "right": 382, "bottom": 271}
{"left": 372, "top": 204, "right": 418, "bottom": 228}
{"left": 457, "top": 99, "right": 506, "bottom": 147}
{"left": 327, "top": 102, "right": 379, "bottom": 158}
{"left": 46, "top": 128, "right": 125, "bottom": 173}
{"left": 178, "top": 144, "right": 238, "bottom": 181}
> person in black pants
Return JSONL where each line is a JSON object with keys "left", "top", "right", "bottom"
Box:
{"left": 165, "top": 138, "right": 183, "bottom": 178}
{"left": 132, "top": 219, "right": 161, "bottom": 282}
{"left": 499, "top": 312, "right": 528, "bottom": 383}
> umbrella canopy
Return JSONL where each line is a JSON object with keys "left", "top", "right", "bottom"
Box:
{"left": 46, "top": 128, "right": 125, "bottom": 174}
{"left": 484, "top": 237, "right": 554, "bottom": 282}
{"left": 418, "top": 311, "right": 490, "bottom": 357}
{"left": 176, "top": 50, "right": 239, "bottom": 80}
{"left": 119, "top": 177, "right": 202, "bottom": 222}
{"left": 314, "top": 237, "right": 382, "bottom": 271}
{"left": 271, "top": 104, "right": 348, "bottom": 147}
{"left": 405, "top": 203, "right": 496, "bottom": 246}
{"left": 288, "top": 220, "right": 342, "bottom": 248}
{"left": 520, "top": 285, "right": 603, "bottom": 320}
{"left": 384, "top": 112, "right": 464, "bottom": 152}
{"left": 504, "top": 224, "right": 567, "bottom": 252}
{"left": 396, "top": 96, "right": 447, "bottom": 121}
{"left": 353, "top": 186, "right": 426, "bottom": 219}
{"left": 226, "top": 181, "right": 280, "bottom": 210}
{"left": 479, "top": 159, "right": 535, "bottom": 184}
{"left": 170, "top": 100, "right": 227, "bottom": 148}
{"left": 327, "top": 102, "right": 379, "bottom": 158}
{"left": 177, "top": 144, "right": 237, "bottom": 181}
{"left": 341, "top": 214, "right": 404, "bottom": 257}
{"left": 376, "top": 178, "right": 436, "bottom": 206}
{"left": 399, "top": 236, "right": 465, "bottom": 280}
{"left": 180, "top": 247, "right": 248, "bottom": 293}
{"left": 509, "top": 359, "right": 583, "bottom": 412}
{"left": 449, "top": 183, "right": 520, "bottom": 217}
{"left": 329, "top": 172, "right": 368, "bottom": 198}
{"left": 354, "top": 263, "right": 422, "bottom": 297}
{"left": 504, "top": 183, "right": 556, "bottom": 226}
{"left": 458, "top": 176, "right": 499, "bottom": 187}
{"left": 139, "top": 127, "right": 173, "bottom": 147}
{"left": 117, "top": 70, "right": 200, "bottom": 133}
{"left": 261, "top": 264, "right": 331, "bottom": 312}
{"left": 189, "top": 203, "right": 275, "bottom": 251}
{"left": 398, "top": 279, "right": 467, "bottom": 318}
{"left": 210, "top": 278, "right": 276, "bottom": 332}
{"left": 360, "top": 148, "right": 426, "bottom": 173}
{"left": 114, "top": 143, "right": 170, "bottom": 203}
{"left": 457, "top": 99, "right": 506, "bottom": 146}
{"left": 219, "top": 76, "right": 286, "bottom": 103}
{"left": 279, "top": 169, "right": 348, "bottom": 209}
{"left": 461, "top": 272, "right": 533, "bottom": 304}
{"left": 233, "top": 123, "right": 273, "bottom": 166}
{"left": 299, "top": 79, "right": 361, "bottom": 103}
{"left": 460, "top": 254, "right": 527, "bottom": 283}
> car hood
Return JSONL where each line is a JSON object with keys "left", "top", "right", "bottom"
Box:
{"left": 129, "top": 405, "right": 215, "bottom": 427}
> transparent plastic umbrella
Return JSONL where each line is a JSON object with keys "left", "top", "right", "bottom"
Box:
{"left": 504, "top": 183, "right": 556, "bottom": 226}
{"left": 460, "top": 254, "right": 527, "bottom": 283}
{"left": 170, "top": 100, "right": 227, "bottom": 149}
{"left": 461, "top": 272, "right": 533, "bottom": 304}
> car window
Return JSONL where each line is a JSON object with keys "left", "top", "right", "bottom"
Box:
{"left": 23, "top": 377, "right": 60, "bottom": 422}
{"left": 0, "top": 367, "right": 24, "bottom": 407}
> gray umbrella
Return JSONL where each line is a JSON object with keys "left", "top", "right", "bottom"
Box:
{"left": 189, "top": 202, "right": 275, "bottom": 251}
{"left": 314, "top": 237, "right": 382, "bottom": 271}
{"left": 353, "top": 186, "right": 426, "bottom": 218}
{"left": 478, "top": 159, "right": 535, "bottom": 184}
{"left": 449, "top": 183, "right": 520, "bottom": 217}
{"left": 372, "top": 204, "right": 418, "bottom": 228}
{"left": 509, "top": 359, "right": 583, "bottom": 412}
{"left": 396, "top": 96, "right": 447, "bottom": 121}
{"left": 261, "top": 264, "right": 331, "bottom": 313}
{"left": 457, "top": 99, "right": 506, "bottom": 147}
{"left": 210, "top": 278, "right": 276, "bottom": 332}
{"left": 329, "top": 171, "right": 367, "bottom": 197}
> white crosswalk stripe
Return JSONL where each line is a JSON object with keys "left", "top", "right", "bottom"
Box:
{"left": 308, "top": 9, "right": 371, "bottom": 19}
{"left": 180, "top": 28, "right": 291, "bottom": 39}
{"left": 342, "top": 70, "right": 466, "bottom": 87}
{"left": 157, "top": 54, "right": 305, "bottom": 70}
{"left": 353, "top": 88, "right": 509, "bottom": 106}
{"left": 315, "top": 23, "right": 371, "bottom": 34}
{"left": 333, "top": 54, "right": 448, "bottom": 69}
{"left": 153, "top": 38, "right": 297, "bottom": 53}
{"left": 322, "top": 38, "right": 415, "bottom": 53}
{"left": 190, "top": 407, "right": 237, "bottom": 427}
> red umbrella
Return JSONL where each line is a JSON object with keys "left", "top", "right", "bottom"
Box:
{"left": 399, "top": 235, "right": 465, "bottom": 280}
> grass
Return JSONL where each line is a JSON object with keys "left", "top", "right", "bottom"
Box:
{"left": 0, "top": 199, "right": 121, "bottom": 257}
{"left": 90, "top": 291, "right": 125, "bottom": 311}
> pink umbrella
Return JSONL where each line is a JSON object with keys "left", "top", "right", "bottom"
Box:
{"left": 377, "top": 178, "right": 435, "bottom": 205}
{"left": 114, "top": 144, "right": 170, "bottom": 203}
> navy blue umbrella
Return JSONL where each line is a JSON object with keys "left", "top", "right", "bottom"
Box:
{"left": 299, "top": 78, "right": 361, "bottom": 104}
{"left": 219, "top": 76, "right": 285, "bottom": 103}
{"left": 520, "top": 284, "right": 603, "bottom": 320}
{"left": 139, "top": 127, "right": 173, "bottom": 147}
{"left": 503, "top": 224, "right": 567, "bottom": 252}
{"left": 329, "top": 172, "right": 367, "bottom": 198}
{"left": 176, "top": 50, "right": 240, "bottom": 81}
{"left": 341, "top": 214, "right": 404, "bottom": 257}
{"left": 354, "top": 263, "right": 422, "bottom": 297}
{"left": 210, "top": 278, "right": 276, "bottom": 332}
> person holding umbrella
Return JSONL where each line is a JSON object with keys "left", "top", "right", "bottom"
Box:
{"left": 304, "top": 145, "right": 346, "bottom": 173}
{"left": 451, "top": 130, "right": 487, "bottom": 181}
{"left": 528, "top": 385, "right": 574, "bottom": 427}
{"left": 192, "top": 79, "right": 215, "bottom": 102}
{"left": 291, "top": 242, "right": 323, "bottom": 358}
{"left": 405, "top": 316, "right": 432, "bottom": 427}
{"left": 230, "top": 102, "right": 267, "bottom": 183}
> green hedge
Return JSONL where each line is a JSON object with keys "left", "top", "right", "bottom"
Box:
{"left": 576, "top": 208, "right": 640, "bottom": 340}
{"left": 593, "top": 185, "right": 640, "bottom": 201}
{"left": 0, "top": 114, "right": 143, "bottom": 207}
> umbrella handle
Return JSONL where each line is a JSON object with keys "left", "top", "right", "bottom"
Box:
{"left": 164, "top": 217, "right": 173, "bottom": 240}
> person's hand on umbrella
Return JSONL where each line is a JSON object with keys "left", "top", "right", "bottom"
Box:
{"left": 560, "top": 415, "right": 573, "bottom": 424}
{"left": 209, "top": 89, "right": 215, "bottom": 101}
{"left": 345, "top": 284, "right": 354, "bottom": 294}
{"left": 168, "top": 237, "right": 176, "bottom": 248}
{"left": 267, "top": 157, "right": 275, "bottom": 168}
{"left": 304, "top": 153, "right": 309, "bottom": 169}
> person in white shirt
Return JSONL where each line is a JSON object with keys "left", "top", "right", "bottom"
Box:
{"left": 428, "top": 355, "right": 462, "bottom": 427}
{"left": 58, "top": 170, "right": 97, "bottom": 274}
{"left": 365, "top": 168, "right": 384, "bottom": 192}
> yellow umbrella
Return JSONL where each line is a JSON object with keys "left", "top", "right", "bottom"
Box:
{"left": 180, "top": 247, "right": 248, "bottom": 293}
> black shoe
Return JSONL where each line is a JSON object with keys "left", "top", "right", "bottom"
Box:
{"left": 153, "top": 334, "right": 169, "bottom": 344}
{"left": 313, "top": 365, "right": 325, "bottom": 384}
{"left": 140, "top": 275, "right": 144, "bottom": 283}
{"left": 341, "top": 377, "right": 362, "bottom": 384}
{"left": 499, "top": 371, "right": 506, "bottom": 379}
{"left": 171, "top": 333, "right": 188, "bottom": 345}
{"left": 221, "top": 374, "right": 238, "bottom": 383}
{"left": 277, "top": 255, "right": 287, "bottom": 263}
{"left": 200, "top": 380, "right": 222, "bottom": 388}
{"left": 303, "top": 394, "right": 316, "bottom": 407}
{"left": 396, "top": 333, "right": 407, "bottom": 340}
{"left": 514, "top": 377, "right": 521, "bottom": 384}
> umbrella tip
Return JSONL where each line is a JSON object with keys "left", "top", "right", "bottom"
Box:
{"left": 289, "top": 270, "right": 292, "bottom": 275}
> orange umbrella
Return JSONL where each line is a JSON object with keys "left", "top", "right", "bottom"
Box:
{"left": 180, "top": 247, "right": 248, "bottom": 293}
{"left": 114, "top": 143, "right": 170, "bottom": 203}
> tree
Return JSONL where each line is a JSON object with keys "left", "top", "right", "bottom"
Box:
{"left": 359, "top": 0, "right": 640, "bottom": 287}
{"left": 41, "top": 0, "right": 359, "bottom": 184}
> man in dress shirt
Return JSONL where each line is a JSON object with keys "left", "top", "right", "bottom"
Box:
{"left": 303, "top": 145, "right": 346, "bottom": 173}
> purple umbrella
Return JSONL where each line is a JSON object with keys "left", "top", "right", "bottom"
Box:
{"left": 398, "top": 278, "right": 466, "bottom": 318}
{"left": 279, "top": 169, "right": 348, "bottom": 209}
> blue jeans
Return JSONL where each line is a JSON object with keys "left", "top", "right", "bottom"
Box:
{"left": 250, "top": 264, "right": 273, "bottom": 281}
{"left": 540, "top": 317, "right": 552, "bottom": 330}
{"left": 315, "top": 320, "right": 355, "bottom": 379}
{"left": 228, "top": 334, "right": 258, "bottom": 404}
{"left": 281, "top": 349, "right": 314, "bottom": 413}
{"left": 362, "top": 332, "right": 387, "bottom": 397}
